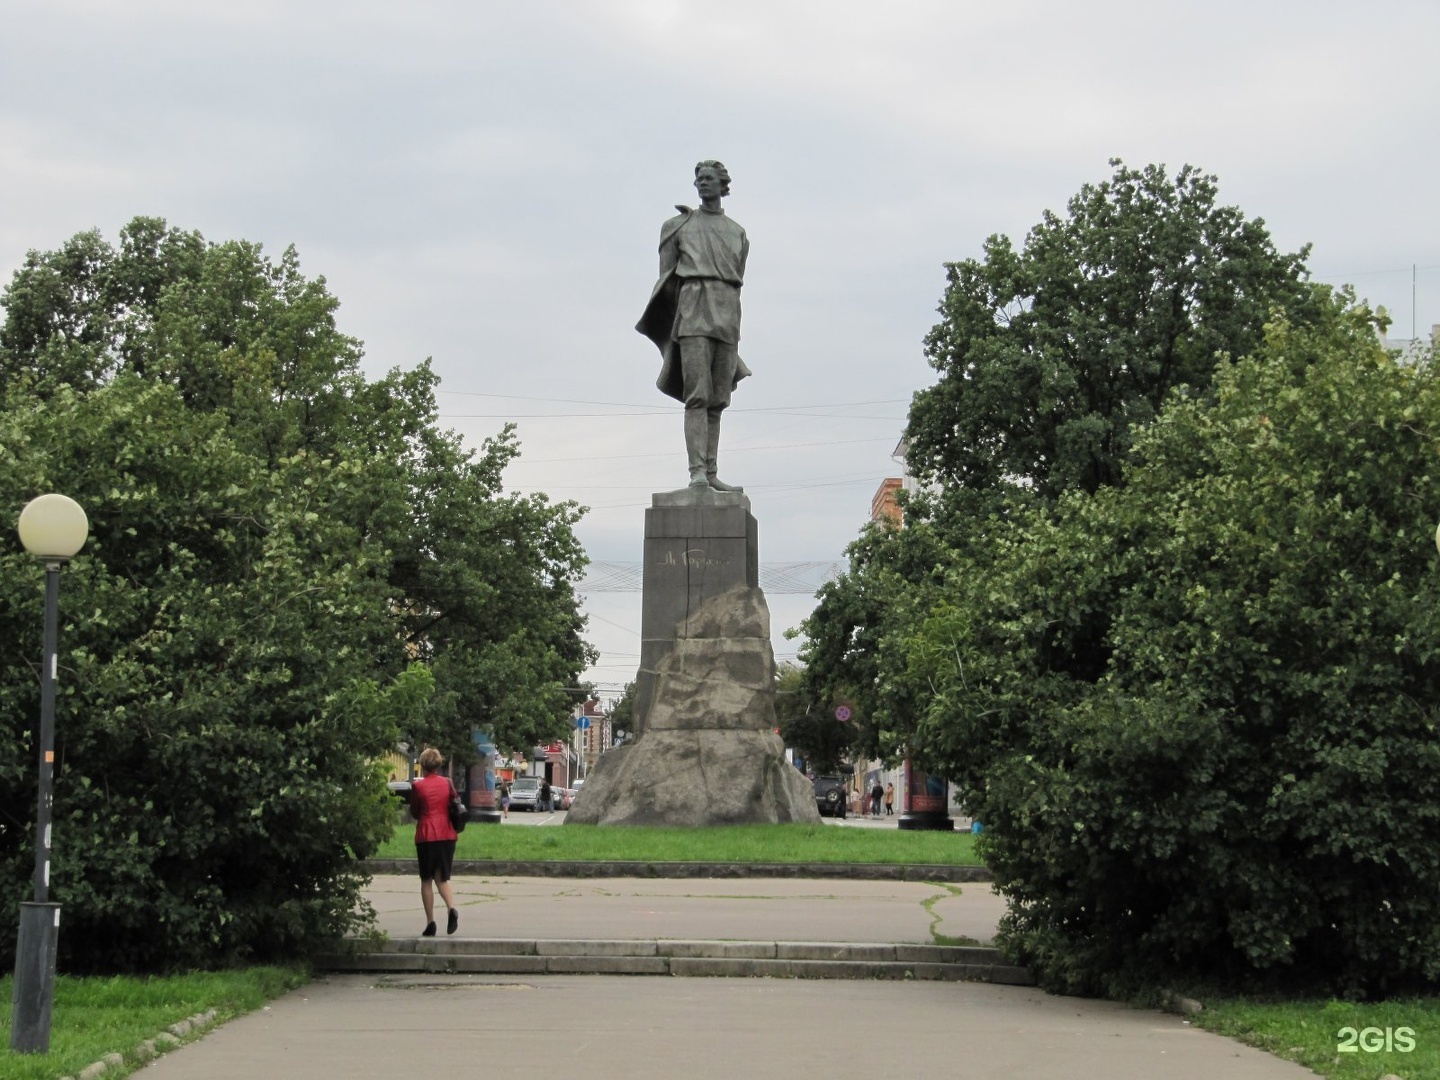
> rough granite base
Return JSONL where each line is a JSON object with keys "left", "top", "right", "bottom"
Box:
{"left": 566, "top": 729, "right": 817, "bottom": 827}
{"left": 569, "top": 584, "right": 820, "bottom": 827}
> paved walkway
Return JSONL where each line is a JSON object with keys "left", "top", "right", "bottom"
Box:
{"left": 129, "top": 875, "right": 1316, "bottom": 1080}
{"left": 132, "top": 972, "right": 1316, "bottom": 1080}
{"left": 364, "top": 873, "right": 1008, "bottom": 944}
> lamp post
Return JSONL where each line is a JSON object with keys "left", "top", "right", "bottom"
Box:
{"left": 10, "top": 493, "right": 89, "bottom": 1054}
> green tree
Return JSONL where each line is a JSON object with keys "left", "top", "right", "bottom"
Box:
{"left": 773, "top": 661, "right": 845, "bottom": 774}
{"left": 0, "top": 219, "right": 593, "bottom": 972}
{"left": 799, "top": 158, "right": 1318, "bottom": 806}
{"left": 384, "top": 410, "right": 594, "bottom": 758}
{"left": 902, "top": 295, "right": 1440, "bottom": 995}
{"left": 906, "top": 159, "right": 1315, "bottom": 512}
{"left": 606, "top": 681, "right": 636, "bottom": 740}
{"left": 794, "top": 519, "right": 951, "bottom": 772}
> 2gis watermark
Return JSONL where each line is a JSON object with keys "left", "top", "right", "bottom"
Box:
{"left": 1335, "top": 1026, "right": 1416, "bottom": 1054}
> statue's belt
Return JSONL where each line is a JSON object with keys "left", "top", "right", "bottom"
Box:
{"left": 676, "top": 275, "right": 744, "bottom": 287}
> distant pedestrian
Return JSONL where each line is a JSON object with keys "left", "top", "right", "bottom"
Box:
{"left": 500, "top": 781, "right": 511, "bottom": 819}
{"left": 408, "top": 748, "right": 460, "bottom": 937}
{"left": 540, "top": 778, "right": 553, "bottom": 812}
{"left": 884, "top": 782, "right": 895, "bottom": 816}
{"left": 870, "top": 781, "right": 883, "bottom": 816}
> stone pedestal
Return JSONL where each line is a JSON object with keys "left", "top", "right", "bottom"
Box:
{"left": 635, "top": 488, "right": 757, "bottom": 735}
{"left": 567, "top": 582, "right": 819, "bottom": 827}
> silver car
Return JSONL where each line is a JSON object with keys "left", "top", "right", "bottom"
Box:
{"left": 508, "top": 776, "right": 541, "bottom": 811}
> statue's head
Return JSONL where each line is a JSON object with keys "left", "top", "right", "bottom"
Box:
{"left": 694, "top": 159, "right": 731, "bottom": 198}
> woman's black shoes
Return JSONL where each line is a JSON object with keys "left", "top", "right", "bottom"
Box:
{"left": 420, "top": 908, "right": 457, "bottom": 936}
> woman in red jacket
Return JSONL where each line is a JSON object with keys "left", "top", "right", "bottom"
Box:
{"left": 410, "top": 747, "right": 460, "bottom": 936}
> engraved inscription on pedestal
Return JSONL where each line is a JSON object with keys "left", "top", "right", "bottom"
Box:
{"left": 636, "top": 502, "right": 758, "bottom": 734}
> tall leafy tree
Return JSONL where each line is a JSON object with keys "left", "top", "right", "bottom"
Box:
{"left": 901, "top": 295, "right": 1440, "bottom": 995}
{"left": 0, "top": 218, "right": 592, "bottom": 972}
{"left": 773, "top": 661, "right": 845, "bottom": 774}
{"left": 799, "top": 160, "right": 1317, "bottom": 779}
{"left": 907, "top": 159, "right": 1315, "bottom": 509}
{"left": 793, "top": 518, "right": 949, "bottom": 770}
{"left": 605, "top": 681, "right": 636, "bottom": 741}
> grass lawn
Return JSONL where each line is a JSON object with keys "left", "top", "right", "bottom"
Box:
{"left": 374, "top": 821, "right": 984, "bottom": 865}
{"left": 0, "top": 966, "right": 307, "bottom": 1080}
{"left": 1193, "top": 995, "right": 1440, "bottom": 1080}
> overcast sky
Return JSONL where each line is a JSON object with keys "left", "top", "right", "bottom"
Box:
{"left": 3, "top": 1, "right": 1437, "bottom": 698}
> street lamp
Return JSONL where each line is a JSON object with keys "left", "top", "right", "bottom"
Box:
{"left": 10, "top": 493, "right": 89, "bottom": 1054}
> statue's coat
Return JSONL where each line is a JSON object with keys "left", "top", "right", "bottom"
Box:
{"left": 636, "top": 205, "right": 752, "bottom": 402}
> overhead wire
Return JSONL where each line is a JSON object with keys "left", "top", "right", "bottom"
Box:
{"left": 1311, "top": 263, "right": 1440, "bottom": 278}
{"left": 437, "top": 389, "right": 911, "bottom": 410}
{"left": 512, "top": 435, "right": 898, "bottom": 464}
{"left": 518, "top": 469, "right": 890, "bottom": 493}
{"left": 436, "top": 389, "right": 911, "bottom": 421}
{"left": 440, "top": 410, "right": 906, "bottom": 419}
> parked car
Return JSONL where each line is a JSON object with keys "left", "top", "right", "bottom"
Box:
{"left": 509, "top": 776, "right": 541, "bottom": 811}
{"left": 812, "top": 776, "right": 848, "bottom": 818}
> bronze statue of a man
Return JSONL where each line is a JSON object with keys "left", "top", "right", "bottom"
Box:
{"left": 636, "top": 159, "right": 752, "bottom": 491}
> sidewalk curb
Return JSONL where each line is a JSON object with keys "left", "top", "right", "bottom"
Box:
{"left": 314, "top": 937, "right": 1035, "bottom": 985}
{"left": 56, "top": 1008, "right": 219, "bottom": 1080}
{"left": 361, "top": 859, "right": 993, "bottom": 882}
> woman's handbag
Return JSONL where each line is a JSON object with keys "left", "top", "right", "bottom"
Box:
{"left": 447, "top": 779, "right": 468, "bottom": 833}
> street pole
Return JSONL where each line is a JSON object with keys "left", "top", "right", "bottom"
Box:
{"left": 34, "top": 562, "right": 58, "bottom": 903}
{"left": 11, "top": 492, "right": 88, "bottom": 1055}
{"left": 11, "top": 562, "right": 63, "bottom": 1053}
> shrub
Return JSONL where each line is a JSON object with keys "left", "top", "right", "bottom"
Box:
{"left": 906, "top": 298, "right": 1440, "bottom": 995}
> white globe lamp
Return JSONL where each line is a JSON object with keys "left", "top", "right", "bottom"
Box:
{"left": 17, "top": 493, "right": 89, "bottom": 561}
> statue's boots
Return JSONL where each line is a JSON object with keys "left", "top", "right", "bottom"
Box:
{"left": 704, "top": 410, "right": 743, "bottom": 492}
{"left": 685, "top": 408, "right": 711, "bottom": 488}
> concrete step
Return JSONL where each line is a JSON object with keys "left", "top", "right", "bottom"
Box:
{"left": 361, "top": 860, "right": 993, "bottom": 883}
{"left": 314, "top": 937, "right": 1034, "bottom": 985}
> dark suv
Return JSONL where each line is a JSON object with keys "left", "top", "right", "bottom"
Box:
{"left": 812, "top": 776, "right": 848, "bottom": 818}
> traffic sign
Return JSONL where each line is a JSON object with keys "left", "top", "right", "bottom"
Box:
{"left": 576, "top": 716, "right": 591, "bottom": 730}
{"left": 834, "top": 705, "right": 852, "bottom": 722}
